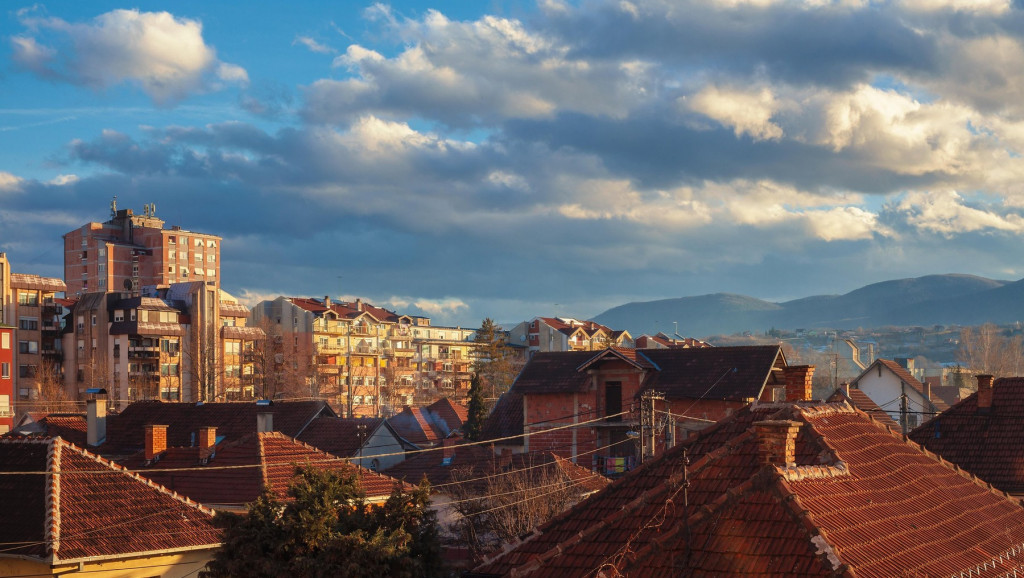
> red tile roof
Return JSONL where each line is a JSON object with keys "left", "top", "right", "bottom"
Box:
{"left": 480, "top": 388, "right": 524, "bottom": 443}
{"left": 910, "top": 376, "right": 1024, "bottom": 495}
{"left": 474, "top": 400, "right": 1024, "bottom": 577}
{"left": 295, "top": 416, "right": 387, "bottom": 457}
{"left": 0, "top": 437, "right": 219, "bottom": 564}
{"left": 426, "top": 397, "right": 469, "bottom": 434}
{"left": 11, "top": 413, "right": 89, "bottom": 447}
{"left": 856, "top": 359, "right": 950, "bottom": 413}
{"left": 100, "top": 400, "right": 334, "bottom": 456}
{"left": 827, "top": 386, "right": 899, "bottom": 428}
{"left": 389, "top": 406, "right": 446, "bottom": 446}
{"left": 120, "top": 431, "right": 409, "bottom": 507}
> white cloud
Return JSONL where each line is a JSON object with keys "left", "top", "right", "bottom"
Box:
{"left": 47, "top": 174, "right": 78, "bottom": 186}
{"left": 413, "top": 297, "right": 469, "bottom": 316}
{"left": 688, "top": 86, "right": 784, "bottom": 141}
{"left": 896, "top": 190, "right": 1024, "bottom": 236}
{"left": 0, "top": 172, "right": 23, "bottom": 192}
{"left": 13, "top": 9, "right": 247, "bottom": 105}
{"left": 293, "top": 35, "right": 335, "bottom": 54}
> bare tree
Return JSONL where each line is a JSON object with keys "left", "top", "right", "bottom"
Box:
{"left": 33, "top": 360, "right": 76, "bottom": 414}
{"left": 957, "top": 323, "right": 1024, "bottom": 381}
{"left": 445, "top": 455, "right": 599, "bottom": 555}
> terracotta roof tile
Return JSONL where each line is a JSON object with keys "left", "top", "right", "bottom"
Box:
{"left": 910, "top": 376, "right": 1024, "bottom": 495}
{"left": 295, "top": 416, "right": 386, "bottom": 457}
{"left": 0, "top": 437, "right": 219, "bottom": 564}
{"left": 100, "top": 400, "right": 334, "bottom": 456}
{"left": 480, "top": 389, "right": 524, "bottom": 443}
{"left": 10, "top": 413, "right": 89, "bottom": 447}
{"left": 388, "top": 407, "right": 445, "bottom": 446}
{"left": 827, "top": 386, "right": 899, "bottom": 428}
{"left": 426, "top": 398, "right": 469, "bottom": 434}
{"left": 120, "top": 431, "right": 409, "bottom": 507}
{"left": 474, "top": 401, "right": 1024, "bottom": 577}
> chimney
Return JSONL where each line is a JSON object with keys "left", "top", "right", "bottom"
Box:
{"left": 784, "top": 365, "right": 815, "bottom": 401}
{"left": 86, "top": 399, "right": 106, "bottom": 446}
{"left": 977, "top": 374, "right": 994, "bottom": 413}
{"left": 924, "top": 381, "right": 932, "bottom": 401}
{"left": 257, "top": 412, "right": 274, "bottom": 433}
{"left": 442, "top": 436, "right": 458, "bottom": 461}
{"left": 355, "top": 298, "right": 363, "bottom": 312}
{"left": 841, "top": 382, "right": 850, "bottom": 396}
{"left": 198, "top": 426, "right": 217, "bottom": 460}
{"left": 754, "top": 420, "right": 801, "bottom": 467}
{"left": 145, "top": 424, "right": 168, "bottom": 460}
{"left": 324, "top": 295, "right": 331, "bottom": 308}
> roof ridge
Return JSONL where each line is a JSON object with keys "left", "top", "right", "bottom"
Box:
{"left": 47, "top": 438, "right": 61, "bottom": 562}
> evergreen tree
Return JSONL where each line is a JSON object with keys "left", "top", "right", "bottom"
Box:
{"left": 473, "top": 317, "right": 522, "bottom": 398}
{"left": 464, "top": 373, "right": 488, "bottom": 441}
{"left": 201, "top": 467, "right": 444, "bottom": 578}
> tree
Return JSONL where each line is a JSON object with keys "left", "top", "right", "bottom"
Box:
{"left": 957, "top": 323, "right": 1024, "bottom": 380}
{"left": 463, "top": 373, "right": 487, "bottom": 441}
{"left": 32, "top": 360, "right": 75, "bottom": 414}
{"left": 472, "top": 318, "right": 522, "bottom": 399}
{"left": 201, "top": 466, "right": 444, "bottom": 578}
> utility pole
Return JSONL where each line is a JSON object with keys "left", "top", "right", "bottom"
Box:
{"left": 640, "top": 390, "right": 664, "bottom": 463}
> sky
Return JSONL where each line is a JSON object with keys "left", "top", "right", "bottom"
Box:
{"left": 4, "top": 0, "right": 1024, "bottom": 329}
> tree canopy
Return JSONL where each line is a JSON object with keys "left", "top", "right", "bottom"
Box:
{"left": 473, "top": 318, "right": 522, "bottom": 398}
{"left": 464, "top": 373, "right": 488, "bottom": 441}
{"left": 201, "top": 466, "right": 444, "bottom": 578}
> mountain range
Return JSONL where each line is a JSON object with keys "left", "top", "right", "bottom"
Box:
{"left": 591, "top": 274, "right": 1024, "bottom": 338}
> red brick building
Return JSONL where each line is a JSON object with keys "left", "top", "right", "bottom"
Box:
{"left": 482, "top": 346, "right": 809, "bottom": 474}
{"left": 0, "top": 324, "right": 13, "bottom": 433}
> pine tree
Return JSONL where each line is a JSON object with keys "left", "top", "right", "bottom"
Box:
{"left": 464, "top": 373, "right": 488, "bottom": 441}
{"left": 472, "top": 317, "right": 521, "bottom": 399}
{"left": 201, "top": 467, "right": 444, "bottom": 578}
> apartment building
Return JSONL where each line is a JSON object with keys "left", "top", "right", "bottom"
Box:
{"left": 0, "top": 253, "right": 68, "bottom": 413}
{"left": 63, "top": 284, "right": 261, "bottom": 408}
{"left": 63, "top": 201, "right": 221, "bottom": 296}
{"left": 507, "top": 316, "right": 633, "bottom": 356}
{"left": 250, "top": 296, "right": 483, "bottom": 417}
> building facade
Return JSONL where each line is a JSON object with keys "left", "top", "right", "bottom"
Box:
{"left": 507, "top": 317, "right": 633, "bottom": 357}
{"left": 0, "top": 324, "right": 12, "bottom": 433}
{"left": 63, "top": 201, "right": 221, "bottom": 297}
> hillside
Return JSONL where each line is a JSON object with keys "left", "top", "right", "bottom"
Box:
{"left": 592, "top": 274, "right": 1017, "bottom": 338}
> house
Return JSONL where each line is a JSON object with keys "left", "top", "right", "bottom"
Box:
{"left": 479, "top": 346, "right": 802, "bottom": 473}
{"left": 634, "top": 332, "right": 711, "bottom": 349}
{"left": 471, "top": 400, "right": 1024, "bottom": 577}
{"left": 0, "top": 436, "right": 220, "bottom": 577}
{"left": 119, "top": 426, "right": 408, "bottom": 511}
{"left": 85, "top": 398, "right": 335, "bottom": 458}
{"left": 507, "top": 317, "right": 633, "bottom": 356}
{"left": 826, "top": 384, "right": 899, "bottom": 428}
{"left": 426, "top": 397, "right": 470, "bottom": 434}
{"left": 848, "top": 358, "right": 949, "bottom": 432}
{"left": 909, "top": 374, "right": 1024, "bottom": 498}
{"left": 10, "top": 412, "right": 89, "bottom": 446}
{"left": 388, "top": 405, "right": 448, "bottom": 447}
{"left": 296, "top": 415, "right": 412, "bottom": 470}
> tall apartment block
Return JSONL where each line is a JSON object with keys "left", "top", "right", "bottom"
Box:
{"left": 63, "top": 201, "right": 221, "bottom": 296}
{"left": 0, "top": 324, "right": 13, "bottom": 433}
{"left": 0, "top": 253, "right": 68, "bottom": 413}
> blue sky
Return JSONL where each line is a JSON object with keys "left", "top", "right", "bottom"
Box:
{"left": 4, "top": 0, "right": 1024, "bottom": 330}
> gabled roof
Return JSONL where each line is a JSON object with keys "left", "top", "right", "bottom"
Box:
{"left": 576, "top": 347, "right": 658, "bottom": 373}
{"left": 0, "top": 437, "right": 219, "bottom": 564}
{"left": 388, "top": 406, "right": 446, "bottom": 446}
{"left": 426, "top": 397, "right": 469, "bottom": 434}
{"left": 11, "top": 413, "right": 89, "bottom": 447}
{"left": 910, "top": 377, "right": 1024, "bottom": 495}
{"left": 474, "top": 401, "right": 1024, "bottom": 577}
{"left": 384, "top": 441, "right": 608, "bottom": 497}
{"left": 638, "top": 345, "right": 783, "bottom": 401}
{"left": 480, "top": 388, "right": 524, "bottom": 443}
{"left": 852, "top": 358, "right": 950, "bottom": 413}
{"left": 119, "top": 431, "right": 409, "bottom": 507}
{"left": 827, "top": 386, "right": 899, "bottom": 428}
{"left": 100, "top": 400, "right": 335, "bottom": 456}
{"left": 295, "top": 416, "right": 391, "bottom": 457}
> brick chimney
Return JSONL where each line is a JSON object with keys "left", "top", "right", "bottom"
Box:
{"left": 257, "top": 412, "right": 274, "bottom": 433}
{"left": 784, "top": 365, "right": 815, "bottom": 402}
{"left": 977, "top": 374, "right": 994, "bottom": 413}
{"left": 198, "top": 426, "right": 217, "bottom": 460}
{"left": 442, "top": 437, "right": 458, "bottom": 462}
{"left": 145, "top": 424, "right": 168, "bottom": 460}
{"left": 923, "top": 381, "right": 932, "bottom": 402}
{"left": 754, "top": 420, "right": 801, "bottom": 467}
{"left": 86, "top": 399, "right": 106, "bottom": 447}
{"left": 355, "top": 298, "right": 363, "bottom": 312}
{"left": 324, "top": 295, "right": 331, "bottom": 308}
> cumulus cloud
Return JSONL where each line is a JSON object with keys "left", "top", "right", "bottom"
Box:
{"left": 688, "top": 86, "right": 784, "bottom": 141}
{"left": 0, "top": 172, "right": 23, "bottom": 192}
{"left": 896, "top": 190, "right": 1024, "bottom": 236}
{"left": 12, "top": 9, "right": 247, "bottom": 105}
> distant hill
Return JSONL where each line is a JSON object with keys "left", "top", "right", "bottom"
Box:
{"left": 592, "top": 274, "right": 1018, "bottom": 338}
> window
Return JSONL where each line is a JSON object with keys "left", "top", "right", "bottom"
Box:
{"left": 1, "top": 363, "right": 9, "bottom": 379}
{"left": 207, "top": 254, "right": 215, "bottom": 262}
{"left": 77, "top": 316, "right": 84, "bottom": 331}
{"left": 195, "top": 253, "right": 203, "bottom": 263}
{"left": 18, "top": 291, "right": 37, "bottom": 306}
{"left": 91, "top": 315, "right": 97, "bottom": 326}
{"left": 225, "top": 365, "right": 240, "bottom": 378}
{"left": 114, "top": 310, "right": 124, "bottom": 322}
{"left": 207, "top": 269, "right": 216, "bottom": 277}
{"left": 78, "top": 340, "right": 84, "bottom": 352}
{"left": 18, "top": 318, "right": 37, "bottom": 331}
{"left": 180, "top": 267, "right": 189, "bottom": 278}
{"left": 169, "top": 235, "right": 176, "bottom": 245}
{"left": 168, "top": 266, "right": 174, "bottom": 273}
{"left": 0, "top": 333, "right": 7, "bottom": 349}
{"left": 130, "top": 309, "right": 136, "bottom": 321}
{"left": 207, "top": 240, "right": 216, "bottom": 248}
{"left": 195, "top": 238, "right": 203, "bottom": 247}
{"left": 18, "top": 341, "right": 38, "bottom": 354}
{"left": 225, "top": 341, "right": 240, "bottom": 354}
{"left": 19, "top": 365, "right": 36, "bottom": 378}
